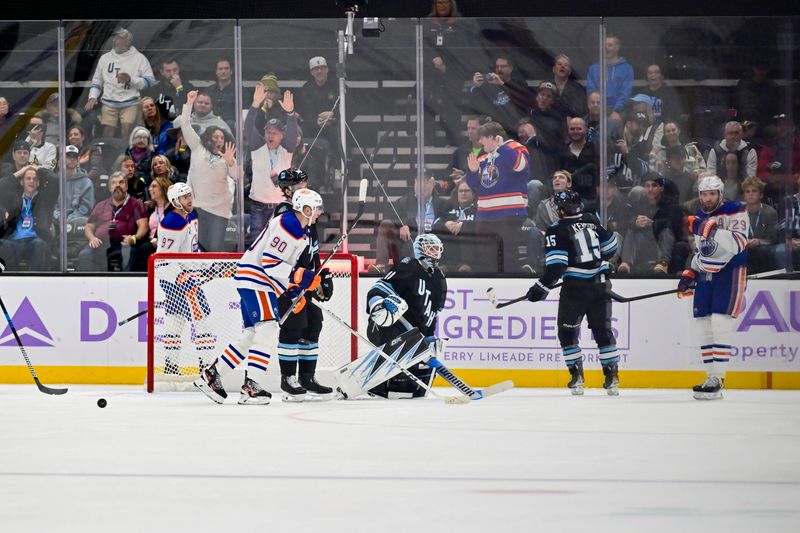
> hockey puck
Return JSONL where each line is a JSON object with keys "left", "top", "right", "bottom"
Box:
{"left": 97, "top": 398, "right": 107, "bottom": 408}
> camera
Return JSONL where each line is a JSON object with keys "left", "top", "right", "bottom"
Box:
{"left": 485, "top": 72, "right": 495, "bottom": 80}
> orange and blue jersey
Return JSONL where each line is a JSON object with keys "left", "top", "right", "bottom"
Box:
{"left": 465, "top": 140, "right": 530, "bottom": 219}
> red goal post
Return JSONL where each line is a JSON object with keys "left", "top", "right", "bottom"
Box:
{"left": 146, "top": 252, "right": 359, "bottom": 392}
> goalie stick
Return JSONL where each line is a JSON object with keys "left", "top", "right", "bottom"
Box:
{"left": 280, "top": 178, "right": 369, "bottom": 324}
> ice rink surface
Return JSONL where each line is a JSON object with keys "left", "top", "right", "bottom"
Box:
{"left": 1, "top": 385, "right": 799, "bottom": 532}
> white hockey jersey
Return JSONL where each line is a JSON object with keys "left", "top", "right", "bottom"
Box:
{"left": 157, "top": 211, "right": 199, "bottom": 253}
{"left": 690, "top": 200, "right": 749, "bottom": 274}
{"left": 235, "top": 210, "right": 309, "bottom": 296}
{"left": 88, "top": 46, "right": 155, "bottom": 107}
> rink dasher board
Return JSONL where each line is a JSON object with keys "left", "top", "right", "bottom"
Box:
{"left": 0, "top": 276, "right": 797, "bottom": 388}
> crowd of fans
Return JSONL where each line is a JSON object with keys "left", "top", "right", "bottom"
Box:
{"left": 0, "top": 7, "right": 798, "bottom": 274}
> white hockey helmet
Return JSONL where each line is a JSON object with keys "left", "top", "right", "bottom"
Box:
{"left": 413, "top": 233, "right": 443, "bottom": 269}
{"left": 292, "top": 188, "right": 323, "bottom": 215}
{"left": 167, "top": 182, "right": 192, "bottom": 210}
{"left": 697, "top": 175, "right": 724, "bottom": 213}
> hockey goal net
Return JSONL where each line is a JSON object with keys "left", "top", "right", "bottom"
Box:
{"left": 147, "top": 252, "right": 358, "bottom": 392}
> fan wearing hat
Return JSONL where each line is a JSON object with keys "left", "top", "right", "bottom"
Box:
{"left": 35, "top": 93, "right": 82, "bottom": 146}
{"left": 54, "top": 145, "right": 94, "bottom": 223}
{"left": 607, "top": 111, "right": 650, "bottom": 195}
{"left": 244, "top": 82, "right": 299, "bottom": 243}
{"left": 297, "top": 56, "right": 340, "bottom": 159}
{"left": 529, "top": 80, "right": 566, "bottom": 153}
{"left": 627, "top": 93, "right": 664, "bottom": 164}
{"left": 85, "top": 28, "right": 155, "bottom": 140}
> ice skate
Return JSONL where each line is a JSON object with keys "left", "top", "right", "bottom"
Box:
{"left": 281, "top": 374, "right": 307, "bottom": 402}
{"left": 567, "top": 361, "right": 584, "bottom": 396}
{"left": 238, "top": 376, "right": 272, "bottom": 405}
{"left": 603, "top": 362, "right": 620, "bottom": 396}
{"left": 299, "top": 373, "right": 333, "bottom": 397}
{"left": 692, "top": 376, "right": 724, "bottom": 400}
{"left": 193, "top": 364, "right": 227, "bottom": 404}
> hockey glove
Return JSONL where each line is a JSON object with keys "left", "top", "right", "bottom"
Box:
{"left": 292, "top": 267, "right": 321, "bottom": 291}
{"left": 526, "top": 281, "right": 550, "bottom": 303}
{"left": 676, "top": 269, "right": 696, "bottom": 299}
{"left": 313, "top": 268, "right": 334, "bottom": 302}
{"left": 687, "top": 215, "right": 718, "bottom": 240}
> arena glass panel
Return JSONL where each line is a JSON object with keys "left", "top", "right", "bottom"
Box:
{"left": 62, "top": 19, "right": 237, "bottom": 273}
{"left": 603, "top": 16, "right": 799, "bottom": 277}
{"left": 239, "top": 18, "right": 419, "bottom": 273}
{"left": 0, "top": 21, "right": 62, "bottom": 274}
{"left": 420, "top": 17, "right": 603, "bottom": 275}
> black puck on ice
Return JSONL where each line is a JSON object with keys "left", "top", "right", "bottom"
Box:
{"left": 97, "top": 398, "right": 107, "bottom": 408}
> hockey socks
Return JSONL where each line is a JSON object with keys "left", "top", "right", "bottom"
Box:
{"left": 278, "top": 342, "right": 300, "bottom": 377}
{"left": 298, "top": 342, "right": 333, "bottom": 395}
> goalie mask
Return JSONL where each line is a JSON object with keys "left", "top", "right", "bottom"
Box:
{"left": 292, "top": 188, "right": 323, "bottom": 216}
{"left": 167, "top": 183, "right": 193, "bottom": 210}
{"left": 697, "top": 175, "right": 724, "bottom": 213}
{"left": 413, "top": 233, "right": 443, "bottom": 269}
{"left": 554, "top": 189, "right": 583, "bottom": 218}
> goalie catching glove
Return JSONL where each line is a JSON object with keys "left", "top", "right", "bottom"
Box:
{"left": 369, "top": 294, "right": 409, "bottom": 327}
{"left": 312, "top": 268, "right": 334, "bottom": 302}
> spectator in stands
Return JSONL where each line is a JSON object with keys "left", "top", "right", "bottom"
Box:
{"left": 741, "top": 177, "right": 778, "bottom": 273}
{"left": 119, "top": 155, "right": 147, "bottom": 202}
{"left": 587, "top": 35, "right": 633, "bottom": 125}
{"left": 595, "top": 175, "right": 629, "bottom": 264}
{"left": 244, "top": 83, "right": 299, "bottom": 241}
{"left": 37, "top": 93, "right": 82, "bottom": 146}
{"left": 370, "top": 171, "right": 442, "bottom": 274}
{"left": 758, "top": 113, "right": 800, "bottom": 204}
{"left": 255, "top": 73, "right": 291, "bottom": 128}
{"left": 150, "top": 154, "right": 178, "bottom": 185}
{"left": 661, "top": 145, "right": 698, "bottom": 204}
{"left": 122, "top": 127, "right": 155, "bottom": 186}
{"left": 0, "top": 141, "right": 33, "bottom": 182}
{"left": 172, "top": 90, "right": 232, "bottom": 136}
{"left": 706, "top": 121, "right": 758, "bottom": 178}
{"left": 627, "top": 94, "right": 664, "bottom": 167}
{"left": 525, "top": 170, "right": 572, "bottom": 274}
{"left": 297, "top": 56, "right": 340, "bottom": 159}
{"left": 608, "top": 112, "right": 649, "bottom": 196}
{"left": 551, "top": 54, "right": 586, "bottom": 119}
{"left": 516, "top": 118, "right": 549, "bottom": 207}
{"left": 141, "top": 96, "right": 174, "bottom": 155}
{"left": 617, "top": 174, "right": 685, "bottom": 275}
{"left": 0, "top": 96, "right": 10, "bottom": 140}
{"left": 559, "top": 117, "right": 598, "bottom": 206}
{"left": 741, "top": 119, "right": 761, "bottom": 152}
{"left": 774, "top": 181, "right": 800, "bottom": 270}
{"left": 465, "top": 121, "right": 530, "bottom": 273}
{"left": 719, "top": 152, "right": 746, "bottom": 200}
{"left": 68, "top": 125, "right": 91, "bottom": 167}
{"left": 449, "top": 116, "right": 483, "bottom": 180}
{"left": 642, "top": 64, "right": 684, "bottom": 124}
{"left": 132, "top": 176, "right": 171, "bottom": 271}
{"left": 164, "top": 126, "right": 192, "bottom": 183}
{"left": 24, "top": 116, "right": 57, "bottom": 171}
{"left": 0, "top": 166, "right": 57, "bottom": 271}
{"left": 653, "top": 121, "right": 706, "bottom": 174}
{"left": 85, "top": 28, "right": 155, "bottom": 140}
{"left": 585, "top": 91, "right": 601, "bottom": 145}
{"left": 205, "top": 58, "right": 235, "bottom": 130}
{"left": 468, "top": 56, "right": 530, "bottom": 135}
{"left": 86, "top": 146, "right": 111, "bottom": 203}
{"left": 427, "top": 0, "right": 461, "bottom": 17}
{"left": 182, "top": 90, "right": 237, "bottom": 252}
{"left": 530, "top": 81, "right": 566, "bottom": 154}
{"left": 54, "top": 145, "right": 94, "bottom": 223}
{"left": 734, "top": 60, "right": 780, "bottom": 133}
{"left": 143, "top": 57, "right": 195, "bottom": 120}
{"left": 432, "top": 180, "right": 476, "bottom": 272}
{"left": 79, "top": 171, "right": 148, "bottom": 272}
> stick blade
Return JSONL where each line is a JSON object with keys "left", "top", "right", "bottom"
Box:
{"left": 486, "top": 287, "right": 498, "bottom": 307}
{"left": 479, "top": 380, "right": 514, "bottom": 399}
{"left": 35, "top": 379, "right": 68, "bottom": 395}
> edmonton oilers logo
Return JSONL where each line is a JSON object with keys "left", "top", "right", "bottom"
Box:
{"left": 699, "top": 237, "right": 718, "bottom": 257}
{"left": 480, "top": 163, "right": 500, "bottom": 188}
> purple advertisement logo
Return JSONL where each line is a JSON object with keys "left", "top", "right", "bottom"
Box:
{"left": 0, "top": 297, "right": 55, "bottom": 347}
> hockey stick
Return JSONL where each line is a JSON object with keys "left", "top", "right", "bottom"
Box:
{"left": 608, "top": 268, "right": 790, "bottom": 303}
{"left": 487, "top": 282, "right": 563, "bottom": 309}
{"left": 119, "top": 308, "right": 147, "bottom": 326}
{"left": 0, "top": 261, "right": 68, "bottom": 395}
{"left": 279, "top": 178, "right": 369, "bottom": 324}
{"left": 315, "top": 303, "right": 469, "bottom": 404}
{"left": 426, "top": 357, "right": 514, "bottom": 402}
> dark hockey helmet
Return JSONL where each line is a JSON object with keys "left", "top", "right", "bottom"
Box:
{"left": 554, "top": 189, "right": 584, "bottom": 217}
{"left": 278, "top": 168, "right": 309, "bottom": 191}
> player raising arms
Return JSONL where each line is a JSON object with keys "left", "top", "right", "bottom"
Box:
{"left": 193, "top": 188, "right": 324, "bottom": 404}
{"left": 677, "top": 175, "right": 748, "bottom": 400}
{"left": 270, "top": 168, "right": 334, "bottom": 401}
{"left": 525, "top": 190, "right": 620, "bottom": 395}
{"left": 365, "top": 233, "right": 447, "bottom": 399}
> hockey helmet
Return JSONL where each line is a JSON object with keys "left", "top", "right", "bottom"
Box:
{"left": 167, "top": 182, "right": 192, "bottom": 210}
{"left": 278, "top": 168, "right": 309, "bottom": 191}
{"left": 413, "top": 233, "right": 443, "bottom": 269}
{"left": 553, "top": 189, "right": 583, "bottom": 217}
{"left": 697, "top": 175, "right": 724, "bottom": 213}
{"left": 292, "top": 188, "right": 323, "bottom": 215}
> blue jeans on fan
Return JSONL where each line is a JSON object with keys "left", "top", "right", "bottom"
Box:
{"left": 248, "top": 201, "right": 278, "bottom": 245}
{"left": 195, "top": 208, "right": 229, "bottom": 252}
